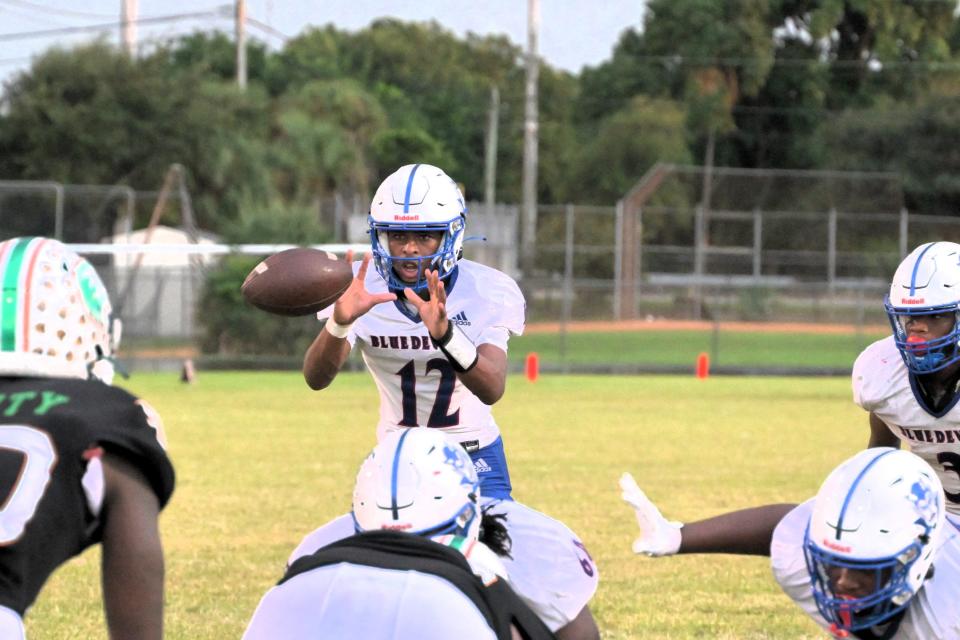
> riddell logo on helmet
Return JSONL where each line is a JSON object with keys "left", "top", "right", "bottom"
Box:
{"left": 820, "top": 538, "right": 852, "bottom": 553}
{"left": 901, "top": 297, "right": 925, "bottom": 304}
{"left": 381, "top": 523, "right": 413, "bottom": 531}
{"left": 393, "top": 215, "right": 420, "bottom": 221}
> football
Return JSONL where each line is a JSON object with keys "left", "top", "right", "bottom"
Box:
{"left": 241, "top": 248, "right": 353, "bottom": 316}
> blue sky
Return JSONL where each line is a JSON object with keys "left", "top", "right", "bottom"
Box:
{"left": 0, "top": 1, "right": 648, "bottom": 84}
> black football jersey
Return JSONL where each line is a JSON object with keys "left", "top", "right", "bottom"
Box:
{"left": 0, "top": 377, "right": 175, "bottom": 615}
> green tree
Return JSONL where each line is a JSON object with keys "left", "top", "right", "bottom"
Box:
{"left": 0, "top": 41, "right": 273, "bottom": 233}
{"left": 822, "top": 94, "right": 960, "bottom": 216}
{"left": 790, "top": 0, "right": 957, "bottom": 108}
{"left": 573, "top": 96, "right": 692, "bottom": 204}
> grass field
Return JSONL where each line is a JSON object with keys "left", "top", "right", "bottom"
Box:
{"left": 25, "top": 371, "right": 869, "bottom": 639}
{"left": 510, "top": 328, "right": 888, "bottom": 369}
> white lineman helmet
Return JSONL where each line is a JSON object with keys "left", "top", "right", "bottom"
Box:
{"left": 884, "top": 241, "right": 960, "bottom": 373}
{"left": 0, "top": 237, "right": 119, "bottom": 382}
{"left": 803, "top": 448, "right": 945, "bottom": 633}
{"left": 352, "top": 428, "right": 481, "bottom": 541}
{"left": 368, "top": 164, "right": 467, "bottom": 292}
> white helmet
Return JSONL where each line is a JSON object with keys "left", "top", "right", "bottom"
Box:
{"left": 0, "top": 237, "right": 119, "bottom": 383}
{"left": 884, "top": 241, "right": 960, "bottom": 373}
{"left": 803, "top": 448, "right": 945, "bottom": 633}
{"left": 352, "top": 427, "right": 481, "bottom": 541}
{"left": 368, "top": 164, "right": 467, "bottom": 292}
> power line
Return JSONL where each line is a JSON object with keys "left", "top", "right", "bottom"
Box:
{"left": 0, "top": 1, "right": 64, "bottom": 29}
{"left": 624, "top": 53, "right": 960, "bottom": 70}
{"left": 245, "top": 15, "right": 288, "bottom": 41}
{"left": 0, "top": 0, "right": 116, "bottom": 20}
{"left": 0, "top": 6, "right": 232, "bottom": 43}
{"left": 0, "top": 55, "right": 34, "bottom": 66}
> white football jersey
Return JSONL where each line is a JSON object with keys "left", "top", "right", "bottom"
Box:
{"left": 318, "top": 259, "right": 525, "bottom": 448}
{"left": 0, "top": 606, "right": 24, "bottom": 640}
{"left": 243, "top": 562, "right": 498, "bottom": 640}
{"left": 290, "top": 500, "right": 599, "bottom": 634}
{"left": 771, "top": 500, "right": 960, "bottom": 639}
{"left": 853, "top": 337, "right": 960, "bottom": 515}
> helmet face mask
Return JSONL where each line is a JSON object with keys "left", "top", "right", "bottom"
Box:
{"left": 802, "top": 448, "right": 944, "bottom": 633}
{"left": 352, "top": 428, "right": 481, "bottom": 542}
{"left": 885, "top": 242, "right": 960, "bottom": 374}
{"left": 0, "top": 237, "right": 118, "bottom": 382}
{"left": 368, "top": 164, "right": 467, "bottom": 292}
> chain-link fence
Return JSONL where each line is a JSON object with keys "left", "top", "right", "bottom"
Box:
{"left": 4, "top": 169, "right": 958, "bottom": 374}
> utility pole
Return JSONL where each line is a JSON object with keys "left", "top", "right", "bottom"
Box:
{"left": 521, "top": 0, "right": 540, "bottom": 281}
{"left": 120, "top": 0, "right": 137, "bottom": 56}
{"left": 235, "top": 0, "right": 247, "bottom": 89}
{"left": 484, "top": 84, "right": 500, "bottom": 216}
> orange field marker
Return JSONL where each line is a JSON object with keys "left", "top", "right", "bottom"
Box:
{"left": 696, "top": 352, "right": 710, "bottom": 379}
{"left": 525, "top": 352, "right": 539, "bottom": 382}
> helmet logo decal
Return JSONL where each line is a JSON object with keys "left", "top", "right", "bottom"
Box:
{"left": 393, "top": 214, "right": 420, "bottom": 221}
{"left": 442, "top": 443, "right": 475, "bottom": 487}
{"left": 900, "top": 297, "right": 924, "bottom": 304}
{"left": 76, "top": 262, "right": 107, "bottom": 323}
{"left": 819, "top": 538, "right": 852, "bottom": 553}
{"left": 908, "top": 476, "right": 939, "bottom": 526}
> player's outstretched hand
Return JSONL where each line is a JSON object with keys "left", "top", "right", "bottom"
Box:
{"left": 619, "top": 472, "right": 683, "bottom": 557}
{"left": 332, "top": 251, "right": 397, "bottom": 324}
{"left": 403, "top": 269, "right": 448, "bottom": 340}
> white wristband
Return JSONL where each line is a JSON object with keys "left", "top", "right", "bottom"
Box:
{"left": 324, "top": 317, "right": 353, "bottom": 339}
{"left": 436, "top": 322, "right": 479, "bottom": 372}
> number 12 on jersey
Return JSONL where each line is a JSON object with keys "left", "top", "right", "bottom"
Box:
{"left": 397, "top": 358, "right": 460, "bottom": 428}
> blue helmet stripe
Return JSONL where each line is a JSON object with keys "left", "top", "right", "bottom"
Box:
{"left": 390, "top": 428, "right": 413, "bottom": 519}
{"left": 835, "top": 449, "right": 897, "bottom": 539}
{"left": 402, "top": 164, "right": 422, "bottom": 213}
{"left": 909, "top": 242, "right": 937, "bottom": 296}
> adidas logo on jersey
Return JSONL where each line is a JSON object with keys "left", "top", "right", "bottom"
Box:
{"left": 450, "top": 311, "right": 471, "bottom": 326}
{"left": 473, "top": 458, "right": 492, "bottom": 474}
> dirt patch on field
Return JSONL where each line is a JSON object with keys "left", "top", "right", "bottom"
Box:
{"left": 524, "top": 319, "right": 889, "bottom": 335}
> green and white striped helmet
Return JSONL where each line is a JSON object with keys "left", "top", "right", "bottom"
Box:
{"left": 0, "top": 237, "right": 118, "bottom": 382}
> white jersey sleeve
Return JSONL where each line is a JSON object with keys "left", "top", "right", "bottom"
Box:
{"left": 470, "top": 264, "right": 525, "bottom": 351}
{"left": 852, "top": 337, "right": 960, "bottom": 517}
{"left": 772, "top": 503, "right": 960, "bottom": 639}
{"left": 484, "top": 499, "right": 598, "bottom": 632}
{"left": 852, "top": 337, "right": 902, "bottom": 412}
{"left": 0, "top": 606, "right": 24, "bottom": 640}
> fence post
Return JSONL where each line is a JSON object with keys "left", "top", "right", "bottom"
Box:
{"left": 752, "top": 208, "right": 762, "bottom": 279}
{"left": 693, "top": 204, "right": 705, "bottom": 321}
{"left": 53, "top": 183, "right": 64, "bottom": 240}
{"left": 560, "top": 203, "right": 574, "bottom": 370}
{"left": 613, "top": 199, "right": 623, "bottom": 320}
{"left": 899, "top": 207, "right": 909, "bottom": 257}
{"left": 827, "top": 207, "right": 837, "bottom": 294}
